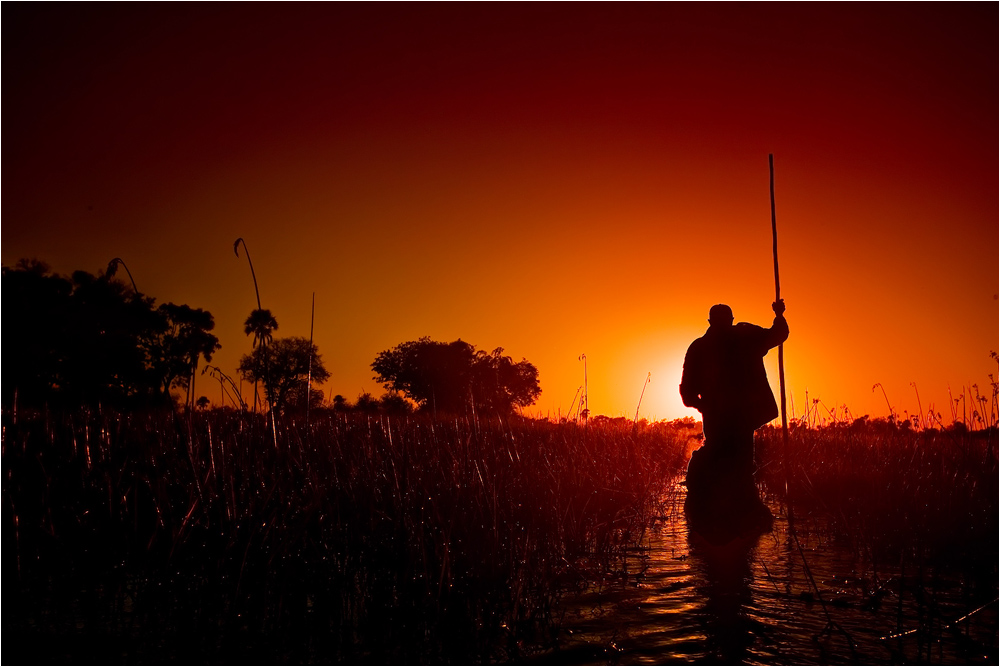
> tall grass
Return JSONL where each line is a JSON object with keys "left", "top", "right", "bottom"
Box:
{"left": 756, "top": 419, "right": 998, "bottom": 576}
{"left": 3, "top": 408, "right": 692, "bottom": 663}
{"left": 753, "top": 420, "right": 998, "bottom": 662}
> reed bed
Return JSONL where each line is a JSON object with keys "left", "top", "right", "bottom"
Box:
{"left": 753, "top": 421, "right": 998, "bottom": 662}
{"left": 755, "top": 420, "right": 998, "bottom": 577}
{"left": 3, "top": 408, "right": 692, "bottom": 663}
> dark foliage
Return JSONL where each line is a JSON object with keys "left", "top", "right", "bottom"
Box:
{"left": 372, "top": 337, "right": 541, "bottom": 416}
{"left": 150, "top": 302, "right": 222, "bottom": 406}
{"left": 2, "top": 260, "right": 219, "bottom": 410}
{"left": 330, "top": 391, "right": 415, "bottom": 415}
{"left": 756, "top": 420, "right": 999, "bottom": 574}
{"left": 3, "top": 407, "right": 689, "bottom": 663}
{"left": 238, "top": 336, "right": 329, "bottom": 414}
{"left": 243, "top": 308, "right": 278, "bottom": 349}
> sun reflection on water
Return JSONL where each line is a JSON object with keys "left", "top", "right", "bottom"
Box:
{"left": 547, "top": 484, "right": 997, "bottom": 665}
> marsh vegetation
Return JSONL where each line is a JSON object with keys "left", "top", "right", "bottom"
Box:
{"left": 4, "top": 404, "right": 996, "bottom": 663}
{"left": 4, "top": 409, "right": 691, "bottom": 662}
{"left": 4, "top": 256, "right": 995, "bottom": 663}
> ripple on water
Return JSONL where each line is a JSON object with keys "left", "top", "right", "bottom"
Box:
{"left": 545, "top": 489, "right": 998, "bottom": 665}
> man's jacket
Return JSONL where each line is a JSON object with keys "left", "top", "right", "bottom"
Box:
{"left": 680, "top": 315, "right": 789, "bottom": 429}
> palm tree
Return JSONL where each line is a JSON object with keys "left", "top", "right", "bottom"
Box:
{"left": 243, "top": 308, "right": 278, "bottom": 413}
{"left": 244, "top": 309, "right": 278, "bottom": 349}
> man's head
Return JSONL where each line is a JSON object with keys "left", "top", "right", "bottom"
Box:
{"left": 708, "top": 304, "right": 734, "bottom": 328}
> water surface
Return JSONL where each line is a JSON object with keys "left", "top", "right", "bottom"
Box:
{"left": 543, "top": 486, "right": 997, "bottom": 664}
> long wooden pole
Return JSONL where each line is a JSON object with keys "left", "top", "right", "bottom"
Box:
{"left": 769, "top": 154, "right": 790, "bottom": 492}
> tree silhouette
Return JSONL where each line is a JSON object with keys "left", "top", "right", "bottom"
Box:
{"left": 244, "top": 309, "right": 279, "bottom": 349}
{"left": 153, "top": 303, "right": 221, "bottom": 410}
{"left": 473, "top": 346, "right": 543, "bottom": 414}
{"left": 3, "top": 260, "right": 74, "bottom": 406}
{"left": 372, "top": 337, "right": 540, "bottom": 416}
{"left": 378, "top": 391, "right": 414, "bottom": 415}
{"left": 64, "top": 268, "right": 161, "bottom": 404}
{"left": 243, "top": 308, "right": 278, "bottom": 412}
{"left": 2, "top": 260, "right": 219, "bottom": 410}
{"left": 238, "top": 336, "right": 329, "bottom": 414}
{"left": 354, "top": 392, "right": 380, "bottom": 414}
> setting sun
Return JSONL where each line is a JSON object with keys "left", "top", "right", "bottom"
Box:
{"left": 5, "top": 5, "right": 995, "bottom": 426}
{"left": 4, "top": 4, "right": 996, "bottom": 663}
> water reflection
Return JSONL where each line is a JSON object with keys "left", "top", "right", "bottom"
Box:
{"left": 546, "top": 486, "right": 997, "bottom": 665}
{"left": 687, "top": 527, "right": 762, "bottom": 663}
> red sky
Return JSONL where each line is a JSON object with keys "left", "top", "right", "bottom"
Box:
{"left": 4, "top": 4, "right": 997, "bottom": 423}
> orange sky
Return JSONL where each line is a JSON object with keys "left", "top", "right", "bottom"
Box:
{"left": 4, "top": 4, "right": 997, "bottom": 424}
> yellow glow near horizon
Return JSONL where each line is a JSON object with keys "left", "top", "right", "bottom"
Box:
{"left": 3, "top": 4, "right": 995, "bottom": 425}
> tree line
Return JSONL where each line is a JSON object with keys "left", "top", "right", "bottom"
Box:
{"left": 4, "top": 259, "right": 221, "bottom": 410}
{"left": 3, "top": 259, "right": 541, "bottom": 417}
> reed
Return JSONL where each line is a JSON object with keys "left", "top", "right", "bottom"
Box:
{"left": 3, "top": 407, "right": 692, "bottom": 663}
{"left": 756, "top": 419, "right": 998, "bottom": 575}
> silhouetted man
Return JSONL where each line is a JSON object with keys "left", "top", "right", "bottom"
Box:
{"left": 680, "top": 300, "right": 787, "bottom": 535}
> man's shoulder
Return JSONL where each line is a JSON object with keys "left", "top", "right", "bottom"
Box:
{"left": 686, "top": 334, "right": 710, "bottom": 354}
{"left": 735, "top": 322, "right": 767, "bottom": 334}
{"left": 689, "top": 330, "right": 717, "bottom": 345}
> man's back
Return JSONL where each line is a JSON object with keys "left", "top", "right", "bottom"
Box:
{"left": 681, "top": 313, "right": 788, "bottom": 430}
